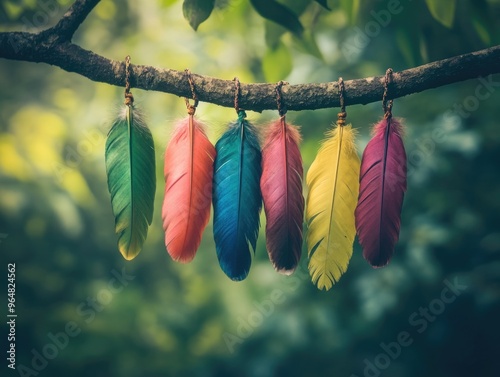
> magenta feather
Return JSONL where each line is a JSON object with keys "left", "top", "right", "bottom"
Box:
{"left": 355, "top": 117, "right": 407, "bottom": 267}
{"left": 260, "top": 118, "right": 304, "bottom": 274}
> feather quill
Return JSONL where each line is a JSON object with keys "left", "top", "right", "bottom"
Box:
{"left": 212, "top": 111, "right": 262, "bottom": 281}
{"left": 105, "top": 105, "right": 156, "bottom": 260}
{"left": 162, "top": 115, "right": 216, "bottom": 262}
{"left": 306, "top": 124, "right": 360, "bottom": 290}
{"left": 355, "top": 117, "right": 407, "bottom": 267}
{"left": 260, "top": 117, "right": 304, "bottom": 274}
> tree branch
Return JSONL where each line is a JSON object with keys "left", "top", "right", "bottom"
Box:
{"left": 1, "top": 0, "right": 500, "bottom": 112}
{"left": 50, "top": 0, "right": 101, "bottom": 41}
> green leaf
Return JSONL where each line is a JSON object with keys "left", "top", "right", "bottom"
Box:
{"left": 471, "top": 14, "right": 491, "bottom": 45}
{"left": 263, "top": 0, "right": 311, "bottom": 48}
{"left": 425, "top": 0, "right": 456, "bottom": 28}
{"left": 396, "top": 28, "right": 419, "bottom": 67}
{"left": 292, "top": 31, "right": 324, "bottom": 60}
{"left": 314, "top": 0, "right": 330, "bottom": 10}
{"left": 3, "top": 2, "right": 24, "bottom": 19}
{"left": 284, "top": 0, "right": 313, "bottom": 15}
{"left": 182, "top": 0, "right": 216, "bottom": 31}
{"left": 340, "top": 0, "right": 360, "bottom": 25}
{"left": 160, "top": 0, "right": 178, "bottom": 7}
{"left": 265, "top": 20, "right": 287, "bottom": 49}
{"left": 419, "top": 32, "right": 429, "bottom": 63}
{"left": 105, "top": 105, "right": 156, "bottom": 260}
{"left": 250, "top": 0, "right": 304, "bottom": 36}
{"left": 262, "top": 42, "right": 293, "bottom": 82}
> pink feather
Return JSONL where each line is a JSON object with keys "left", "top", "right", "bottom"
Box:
{"left": 260, "top": 118, "right": 304, "bottom": 274}
{"left": 355, "top": 117, "right": 407, "bottom": 267}
{"left": 162, "top": 115, "right": 216, "bottom": 262}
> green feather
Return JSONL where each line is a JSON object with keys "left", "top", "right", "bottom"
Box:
{"left": 105, "top": 105, "right": 156, "bottom": 260}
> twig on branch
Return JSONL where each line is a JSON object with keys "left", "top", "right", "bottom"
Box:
{"left": 0, "top": 0, "right": 500, "bottom": 112}
{"left": 51, "top": 0, "right": 100, "bottom": 41}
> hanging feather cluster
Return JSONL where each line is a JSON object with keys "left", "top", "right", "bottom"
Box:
{"left": 103, "top": 72, "right": 410, "bottom": 291}
{"left": 260, "top": 117, "right": 304, "bottom": 274}
{"left": 105, "top": 103, "right": 156, "bottom": 260}
{"left": 162, "top": 115, "right": 216, "bottom": 262}
{"left": 355, "top": 116, "right": 407, "bottom": 267}
{"left": 212, "top": 110, "right": 262, "bottom": 281}
{"left": 306, "top": 122, "right": 360, "bottom": 290}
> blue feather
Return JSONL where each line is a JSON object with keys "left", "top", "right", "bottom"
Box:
{"left": 213, "top": 111, "right": 262, "bottom": 281}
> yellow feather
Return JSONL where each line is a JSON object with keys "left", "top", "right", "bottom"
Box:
{"left": 305, "top": 124, "right": 360, "bottom": 290}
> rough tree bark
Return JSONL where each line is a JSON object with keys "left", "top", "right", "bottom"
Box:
{"left": 1, "top": 0, "right": 500, "bottom": 112}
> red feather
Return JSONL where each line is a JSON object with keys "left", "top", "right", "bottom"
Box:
{"left": 355, "top": 117, "right": 407, "bottom": 267}
{"left": 162, "top": 115, "right": 216, "bottom": 262}
{"left": 260, "top": 117, "right": 304, "bottom": 274}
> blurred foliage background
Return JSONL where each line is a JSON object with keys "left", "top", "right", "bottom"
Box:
{"left": 1, "top": 0, "right": 500, "bottom": 376}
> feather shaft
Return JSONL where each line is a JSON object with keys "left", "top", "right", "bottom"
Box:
{"left": 162, "top": 115, "right": 216, "bottom": 262}
{"left": 306, "top": 124, "right": 360, "bottom": 290}
{"left": 355, "top": 117, "right": 407, "bottom": 267}
{"left": 261, "top": 118, "right": 304, "bottom": 274}
{"left": 212, "top": 111, "right": 262, "bottom": 281}
{"left": 105, "top": 105, "right": 156, "bottom": 260}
